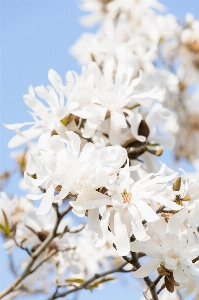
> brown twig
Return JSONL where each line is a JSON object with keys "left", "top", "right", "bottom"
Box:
{"left": 46, "top": 262, "right": 128, "bottom": 300}
{"left": 0, "top": 205, "right": 72, "bottom": 299}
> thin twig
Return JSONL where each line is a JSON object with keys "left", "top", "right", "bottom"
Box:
{"left": 123, "top": 252, "right": 159, "bottom": 300}
{"left": 157, "top": 283, "right": 165, "bottom": 295}
{"left": 0, "top": 205, "right": 72, "bottom": 299}
{"left": 46, "top": 262, "right": 128, "bottom": 300}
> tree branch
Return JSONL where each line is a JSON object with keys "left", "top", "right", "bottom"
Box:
{"left": 47, "top": 262, "right": 128, "bottom": 300}
{"left": 0, "top": 205, "right": 72, "bottom": 299}
{"left": 123, "top": 252, "right": 160, "bottom": 300}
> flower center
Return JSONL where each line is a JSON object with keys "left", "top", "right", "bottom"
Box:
{"left": 122, "top": 189, "right": 132, "bottom": 204}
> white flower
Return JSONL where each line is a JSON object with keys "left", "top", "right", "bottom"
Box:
{"left": 71, "top": 163, "right": 182, "bottom": 256}
{"left": 131, "top": 218, "right": 199, "bottom": 290}
{"left": 25, "top": 131, "right": 127, "bottom": 215}
{"left": 5, "top": 69, "right": 76, "bottom": 148}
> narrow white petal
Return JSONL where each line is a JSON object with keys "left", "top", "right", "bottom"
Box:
{"left": 128, "top": 205, "right": 150, "bottom": 241}
{"left": 135, "top": 200, "right": 159, "bottom": 223}
{"left": 49, "top": 135, "right": 64, "bottom": 154}
{"left": 71, "top": 199, "right": 112, "bottom": 210}
{"left": 114, "top": 210, "right": 130, "bottom": 256}
{"left": 153, "top": 196, "right": 182, "bottom": 210}
{"left": 95, "top": 209, "right": 111, "bottom": 247}
{"left": 130, "top": 240, "right": 163, "bottom": 259}
{"left": 26, "top": 194, "right": 44, "bottom": 200}
{"left": 36, "top": 186, "right": 54, "bottom": 215}
{"left": 133, "top": 258, "right": 161, "bottom": 278}
{"left": 65, "top": 131, "right": 80, "bottom": 157}
{"left": 168, "top": 208, "right": 188, "bottom": 231}
{"left": 88, "top": 208, "right": 100, "bottom": 233}
{"left": 24, "top": 171, "right": 48, "bottom": 187}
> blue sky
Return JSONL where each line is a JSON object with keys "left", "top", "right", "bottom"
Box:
{"left": 1, "top": 0, "right": 199, "bottom": 299}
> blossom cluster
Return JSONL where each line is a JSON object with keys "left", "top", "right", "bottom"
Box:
{"left": 1, "top": 0, "right": 199, "bottom": 299}
{"left": 1, "top": 193, "right": 116, "bottom": 293}
{"left": 72, "top": 0, "right": 199, "bottom": 166}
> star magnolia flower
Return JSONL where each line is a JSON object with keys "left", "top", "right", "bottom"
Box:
{"left": 70, "top": 163, "right": 182, "bottom": 256}
{"left": 24, "top": 131, "right": 127, "bottom": 215}
{"left": 131, "top": 218, "right": 199, "bottom": 291}
{"left": 5, "top": 69, "right": 76, "bottom": 148}
{"left": 72, "top": 58, "right": 165, "bottom": 144}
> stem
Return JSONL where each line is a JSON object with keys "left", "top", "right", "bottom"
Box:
{"left": 47, "top": 262, "right": 128, "bottom": 300}
{"left": 123, "top": 252, "right": 160, "bottom": 300}
{"left": 0, "top": 205, "right": 72, "bottom": 299}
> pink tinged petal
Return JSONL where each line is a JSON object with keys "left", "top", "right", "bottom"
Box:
{"left": 114, "top": 210, "right": 130, "bottom": 256}
{"left": 95, "top": 209, "right": 111, "bottom": 247}
{"left": 36, "top": 186, "right": 54, "bottom": 215}
{"left": 135, "top": 200, "right": 159, "bottom": 223}
{"left": 133, "top": 258, "right": 161, "bottom": 278}
{"left": 168, "top": 208, "right": 189, "bottom": 231}
{"left": 24, "top": 171, "right": 48, "bottom": 187}
{"left": 88, "top": 208, "right": 100, "bottom": 233}
{"left": 65, "top": 131, "right": 80, "bottom": 157}
{"left": 49, "top": 135, "right": 64, "bottom": 154}
{"left": 130, "top": 240, "right": 163, "bottom": 259}
{"left": 152, "top": 196, "right": 182, "bottom": 210}
{"left": 128, "top": 205, "right": 150, "bottom": 241}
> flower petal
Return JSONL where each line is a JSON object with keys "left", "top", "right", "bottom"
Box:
{"left": 133, "top": 258, "right": 161, "bottom": 278}
{"left": 36, "top": 186, "right": 54, "bottom": 215}
{"left": 114, "top": 210, "right": 130, "bottom": 256}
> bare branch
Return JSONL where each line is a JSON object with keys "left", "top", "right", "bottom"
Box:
{"left": 0, "top": 205, "right": 72, "bottom": 299}
{"left": 46, "top": 262, "right": 128, "bottom": 300}
{"left": 123, "top": 252, "right": 160, "bottom": 300}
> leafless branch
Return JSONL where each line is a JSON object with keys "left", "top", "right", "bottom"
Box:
{"left": 46, "top": 262, "right": 128, "bottom": 300}
{"left": 0, "top": 205, "right": 72, "bottom": 299}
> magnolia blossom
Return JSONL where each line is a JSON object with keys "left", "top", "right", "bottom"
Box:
{"left": 24, "top": 131, "right": 127, "bottom": 215}
{"left": 70, "top": 163, "right": 182, "bottom": 255}
{"left": 131, "top": 215, "right": 199, "bottom": 294}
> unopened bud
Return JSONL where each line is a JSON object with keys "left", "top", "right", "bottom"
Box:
{"left": 156, "top": 149, "right": 163, "bottom": 156}
{"left": 172, "top": 177, "right": 181, "bottom": 191}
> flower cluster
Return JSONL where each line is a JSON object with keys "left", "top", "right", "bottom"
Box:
{"left": 1, "top": 0, "right": 199, "bottom": 299}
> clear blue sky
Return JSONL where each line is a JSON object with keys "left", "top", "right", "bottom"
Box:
{"left": 0, "top": 1, "right": 199, "bottom": 299}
